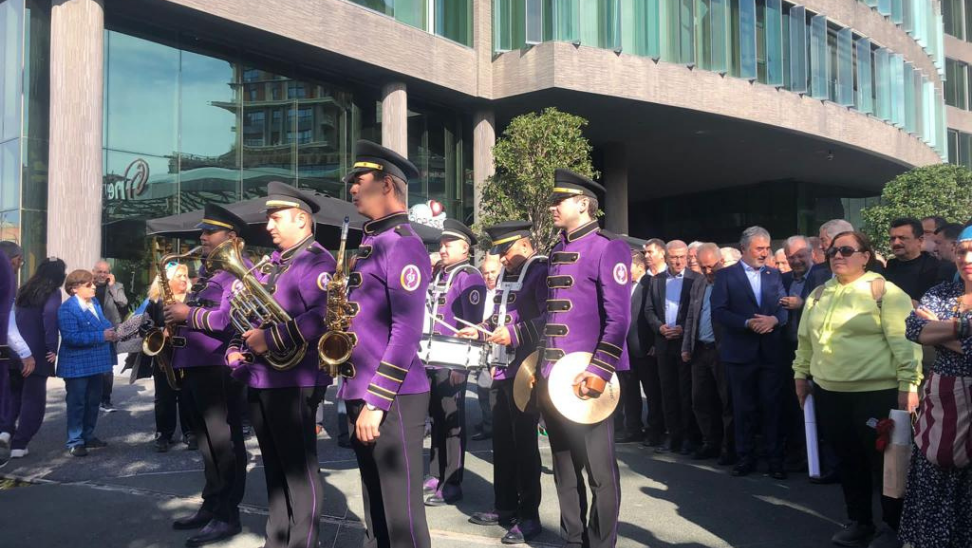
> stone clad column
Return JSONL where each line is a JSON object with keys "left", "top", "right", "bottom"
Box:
{"left": 472, "top": 111, "right": 495, "bottom": 226}
{"left": 48, "top": 0, "right": 104, "bottom": 270}
{"left": 603, "top": 143, "right": 628, "bottom": 235}
{"left": 381, "top": 82, "right": 408, "bottom": 156}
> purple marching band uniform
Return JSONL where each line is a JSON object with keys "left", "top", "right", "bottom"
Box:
{"left": 471, "top": 220, "right": 547, "bottom": 539}
{"left": 226, "top": 183, "right": 335, "bottom": 548}
{"left": 540, "top": 170, "right": 630, "bottom": 548}
{"left": 338, "top": 140, "right": 432, "bottom": 548}
{"left": 167, "top": 204, "right": 249, "bottom": 538}
{"left": 423, "top": 219, "right": 486, "bottom": 506}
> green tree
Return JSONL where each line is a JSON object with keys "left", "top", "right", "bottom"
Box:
{"left": 862, "top": 163, "right": 972, "bottom": 255}
{"left": 480, "top": 108, "right": 597, "bottom": 253}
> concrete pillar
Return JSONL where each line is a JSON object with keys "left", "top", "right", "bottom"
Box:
{"left": 473, "top": 111, "right": 496, "bottom": 226}
{"left": 381, "top": 82, "right": 408, "bottom": 156}
{"left": 474, "top": 0, "right": 493, "bottom": 99}
{"left": 48, "top": 0, "right": 104, "bottom": 271}
{"left": 603, "top": 143, "right": 629, "bottom": 235}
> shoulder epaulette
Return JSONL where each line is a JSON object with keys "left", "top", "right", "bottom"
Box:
{"left": 599, "top": 229, "right": 620, "bottom": 240}
{"left": 307, "top": 246, "right": 323, "bottom": 255}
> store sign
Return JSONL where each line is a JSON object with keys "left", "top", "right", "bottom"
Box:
{"left": 409, "top": 199, "right": 447, "bottom": 229}
{"left": 105, "top": 159, "right": 150, "bottom": 201}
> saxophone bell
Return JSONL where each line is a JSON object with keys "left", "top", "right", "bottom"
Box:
{"left": 318, "top": 217, "right": 355, "bottom": 376}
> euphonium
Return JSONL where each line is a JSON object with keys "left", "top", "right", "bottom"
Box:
{"left": 143, "top": 245, "right": 203, "bottom": 391}
{"left": 318, "top": 217, "right": 355, "bottom": 376}
{"left": 207, "top": 237, "right": 306, "bottom": 371}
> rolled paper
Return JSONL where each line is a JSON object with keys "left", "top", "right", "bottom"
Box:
{"left": 889, "top": 409, "right": 913, "bottom": 445}
{"left": 804, "top": 392, "right": 821, "bottom": 478}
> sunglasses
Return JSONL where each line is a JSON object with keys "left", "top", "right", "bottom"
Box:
{"left": 825, "top": 246, "right": 863, "bottom": 259}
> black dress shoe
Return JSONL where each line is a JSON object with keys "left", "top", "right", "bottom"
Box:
{"left": 641, "top": 435, "right": 664, "bottom": 448}
{"left": 184, "top": 434, "right": 198, "bottom": 451}
{"left": 502, "top": 518, "right": 541, "bottom": 544}
{"left": 472, "top": 431, "right": 492, "bottom": 441}
{"left": 185, "top": 519, "right": 242, "bottom": 547}
{"left": 173, "top": 508, "right": 215, "bottom": 530}
{"left": 731, "top": 459, "right": 755, "bottom": 477}
{"left": 85, "top": 437, "right": 108, "bottom": 449}
{"left": 69, "top": 445, "right": 88, "bottom": 457}
{"left": 155, "top": 438, "right": 170, "bottom": 453}
{"left": 425, "top": 485, "right": 463, "bottom": 507}
{"left": 679, "top": 442, "right": 699, "bottom": 456}
{"left": 810, "top": 469, "right": 840, "bottom": 485}
{"left": 691, "top": 445, "right": 719, "bottom": 460}
{"left": 655, "top": 439, "right": 681, "bottom": 454}
{"left": 615, "top": 432, "right": 642, "bottom": 444}
{"left": 717, "top": 452, "right": 738, "bottom": 466}
{"left": 767, "top": 464, "right": 788, "bottom": 480}
{"left": 422, "top": 476, "right": 438, "bottom": 495}
{"left": 469, "top": 510, "right": 516, "bottom": 526}
{"left": 831, "top": 521, "right": 875, "bottom": 547}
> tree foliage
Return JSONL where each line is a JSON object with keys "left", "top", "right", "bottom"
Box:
{"left": 479, "top": 108, "right": 597, "bottom": 254}
{"left": 862, "top": 164, "right": 972, "bottom": 254}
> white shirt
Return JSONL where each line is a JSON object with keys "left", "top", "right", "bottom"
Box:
{"left": 664, "top": 270, "right": 685, "bottom": 327}
{"left": 742, "top": 262, "right": 763, "bottom": 307}
{"left": 8, "top": 308, "right": 31, "bottom": 359}
{"left": 483, "top": 288, "right": 497, "bottom": 322}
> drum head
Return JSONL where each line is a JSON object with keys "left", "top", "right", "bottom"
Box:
{"left": 547, "top": 352, "right": 619, "bottom": 424}
{"left": 513, "top": 351, "right": 539, "bottom": 412}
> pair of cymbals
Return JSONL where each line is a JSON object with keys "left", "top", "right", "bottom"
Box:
{"left": 513, "top": 351, "right": 620, "bottom": 424}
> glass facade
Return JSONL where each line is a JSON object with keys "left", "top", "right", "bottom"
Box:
{"left": 494, "top": 0, "right": 948, "bottom": 159}
{"left": 946, "top": 57, "right": 971, "bottom": 110}
{"left": 350, "top": 0, "right": 473, "bottom": 47}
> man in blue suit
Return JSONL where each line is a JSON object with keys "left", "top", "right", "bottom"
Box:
{"left": 711, "top": 226, "right": 788, "bottom": 479}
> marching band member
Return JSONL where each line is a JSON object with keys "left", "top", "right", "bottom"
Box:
{"left": 423, "top": 219, "right": 486, "bottom": 507}
{"left": 226, "top": 182, "right": 335, "bottom": 548}
{"left": 340, "top": 140, "right": 432, "bottom": 548}
{"left": 459, "top": 220, "right": 546, "bottom": 544}
{"left": 164, "top": 204, "right": 249, "bottom": 546}
{"left": 540, "top": 169, "right": 630, "bottom": 548}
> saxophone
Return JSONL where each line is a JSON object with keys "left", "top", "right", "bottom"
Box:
{"left": 143, "top": 245, "right": 202, "bottom": 391}
{"left": 318, "top": 217, "right": 355, "bottom": 376}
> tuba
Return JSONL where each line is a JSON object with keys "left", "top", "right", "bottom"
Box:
{"left": 143, "top": 244, "right": 203, "bottom": 391}
{"left": 318, "top": 217, "right": 355, "bottom": 376}
{"left": 207, "top": 237, "right": 306, "bottom": 371}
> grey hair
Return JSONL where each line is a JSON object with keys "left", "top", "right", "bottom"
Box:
{"left": 720, "top": 247, "right": 742, "bottom": 261}
{"left": 666, "top": 239, "right": 688, "bottom": 252}
{"left": 739, "top": 226, "right": 771, "bottom": 248}
{"left": 687, "top": 241, "right": 704, "bottom": 251}
{"left": 820, "top": 219, "right": 854, "bottom": 239}
{"left": 783, "top": 235, "right": 810, "bottom": 253}
{"left": 696, "top": 242, "right": 720, "bottom": 258}
{"left": 0, "top": 241, "right": 23, "bottom": 259}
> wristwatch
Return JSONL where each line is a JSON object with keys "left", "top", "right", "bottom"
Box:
{"left": 366, "top": 403, "right": 378, "bottom": 412}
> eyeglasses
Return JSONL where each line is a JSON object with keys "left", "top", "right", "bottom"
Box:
{"left": 825, "top": 246, "right": 863, "bottom": 259}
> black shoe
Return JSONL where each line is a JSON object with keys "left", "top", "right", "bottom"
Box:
{"left": 472, "top": 431, "right": 492, "bottom": 441}
{"left": 184, "top": 434, "right": 198, "bottom": 451}
{"left": 831, "top": 521, "right": 876, "bottom": 547}
{"left": 641, "top": 435, "right": 664, "bottom": 448}
{"left": 502, "top": 518, "right": 541, "bottom": 544}
{"left": 867, "top": 527, "right": 902, "bottom": 548}
{"left": 173, "top": 508, "right": 216, "bottom": 530}
{"left": 100, "top": 402, "right": 116, "bottom": 413}
{"left": 469, "top": 510, "right": 516, "bottom": 527}
{"left": 615, "top": 432, "right": 642, "bottom": 444}
{"left": 717, "top": 451, "right": 738, "bottom": 466}
{"left": 69, "top": 445, "right": 88, "bottom": 457}
{"left": 731, "top": 458, "right": 755, "bottom": 477}
{"left": 679, "top": 442, "right": 698, "bottom": 456}
{"left": 655, "top": 439, "right": 681, "bottom": 454}
{"left": 185, "top": 519, "right": 241, "bottom": 547}
{"left": 767, "top": 464, "right": 788, "bottom": 480}
{"left": 810, "top": 469, "right": 840, "bottom": 485}
{"left": 422, "top": 476, "right": 439, "bottom": 495}
{"left": 691, "top": 445, "right": 719, "bottom": 460}
{"left": 425, "top": 484, "right": 462, "bottom": 507}
{"left": 155, "top": 437, "right": 170, "bottom": 453}
{"left": 85, "top": 437, "right": 108, "bottom": 449}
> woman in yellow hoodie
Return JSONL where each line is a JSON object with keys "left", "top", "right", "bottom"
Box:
{"left": 793, "top": 231, "right": 921, "bottom": 548}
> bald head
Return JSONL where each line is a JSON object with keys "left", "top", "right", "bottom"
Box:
{"left": 696, "top": 243, "right": 724, "bottom": 283}
{"left": 93, "top": 260, "right": 111, "bottom": 285}
{"left": 666, "top": 240, "right": 688, "bottom": 275}
{"left": 480, "top": 254, "right": 502, "bottom": 290}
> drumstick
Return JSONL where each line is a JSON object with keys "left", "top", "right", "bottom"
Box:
{"left": 453, "top": 317, "right": 494, "bottom": 337}
{"left": 430, "top": 315, "right": 461, "bottom": 334}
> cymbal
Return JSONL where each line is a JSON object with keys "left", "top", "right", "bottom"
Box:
{"left": 513, "top": 351, "right": 539, "bottom": 412}
{"left": 547, "top": 352, "right": 619, "bottom": 425}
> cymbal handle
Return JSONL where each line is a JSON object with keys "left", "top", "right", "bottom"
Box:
{"left": 574, "top": 376, "right": 606, "bottom": 400}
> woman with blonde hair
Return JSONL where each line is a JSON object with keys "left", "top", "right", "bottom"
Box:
{"left": 144, "top": 262, "right": 195, "bottom": 452}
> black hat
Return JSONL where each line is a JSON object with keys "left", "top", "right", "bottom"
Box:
{"left": 265, "top": 181, "right": 320, "bottom": 214}
{"left": 485, "top": 220, "right": 532, "bottom": 255}
{"left": 350, "top": 140, "right": 420, "bottom": 183}
{"left": 196, "top": 203, "right": 248, "bottom": 235}
{"left": 548, "top": 168, "right": 604, "bottom": 204}
{"left": 440, "top": 219, "right": 477, "bottom": 246}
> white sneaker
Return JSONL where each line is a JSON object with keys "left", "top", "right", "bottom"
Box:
{"left": 10, "top": 448, "right": 27, "bottom": 458}
{"left": 0, "top": 432, "right": 11, "bottom": 467}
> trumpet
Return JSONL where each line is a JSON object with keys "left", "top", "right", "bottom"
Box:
{"left": 208, "top": 237, "right": 306, "bottom": 371}
{"left": 318, "top": 217, "right": 355, "bottom": 376}
{"left": 143, "top": 244, "right": 203, "bottom": 391}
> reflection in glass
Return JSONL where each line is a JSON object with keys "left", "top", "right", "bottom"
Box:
{"left": 875, "top": 48, "right": 891, "bottom": 122}
{"left": 808, "top": 15, "right": 826, "bottom": 99}
{"left": 764, "top": 0, "right": 783, "bottom": 86}
{"left": 891, "top": 54, "right": 905, "bottom": 127}
{"left": 855, "top": 38, "right": 873, "bottom": 114}
{"left": 903, "top": 0, "right": 914, "bottom": 33}
{"left": 904, "top": 63, "right": 916, "bottom": 134}
{"left": 1, "top": 138, "right": 19, "bottom": 210}
{"left": 435, "top": 0, "right": 471, "bottom": 45}
{"left": 1, "top": 0, "right": 24, "bottom": 142}
{"left": 738, "top": 0, "right": 757, "bottom": 81}
{"left": 296, "top": 85, "right": 352, "bottom": 200}
{"left": 878, "top": 0, "right": 892, "bottom": 16}
{"left": 240, "top": 68, "right": 296, "bottom": 195}
{"left": 105, "top": 31, "right": 179, "bottom": 157}
{"left": 21, "top": 137, "right": 46, "bottom": 210}
{"left": 835, "top": 29, "right": 853, "bottom": 106}
{"left": 23, "top": 0, "right": 50, "bottom": 142}
{"left": 550, "top": 0, "right": 580, "bottom": 43}
{"left": 526, "top": 0, "right": 543, "bottom": 44}
{"left": 788, "top": 6, "right": 807, "bottom": 94}
{"left": 19, "top": 207, "right": 44, "bottom": 278}
{"left": 710, "top": 0, "right": 729, "bottom": 74}
{"left": 103, "top": 150, "right": 177, "bottom": 222}
{"left": 0, "top": 208, "right": 19, "bottom": 254}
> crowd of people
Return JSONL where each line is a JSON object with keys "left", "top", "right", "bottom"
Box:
{"left": 0, "top": 153, "right": 969, "bottom": 548}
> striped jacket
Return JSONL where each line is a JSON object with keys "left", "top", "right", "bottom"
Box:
{"left": 56, "top": 296, "right": 114, "bottom": 379}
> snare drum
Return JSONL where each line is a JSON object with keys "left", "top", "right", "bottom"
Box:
{"left": 420, "top": 334, "right": 489, "bottom": 370}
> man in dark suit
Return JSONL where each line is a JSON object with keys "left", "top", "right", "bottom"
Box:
{"left": 617, "top": 247, "right": 652, "bottom": 443}
{"left": 645, "top": 240, "right": 702, "bottom": 455}
{"left": 638, "top": 238, "right": 668, "bottom": 447}
{"left": 711, "top": 226, "right": 788, "bottom": 479}
{"left": 682, "top": 243, "right": 733, "bottom": 463}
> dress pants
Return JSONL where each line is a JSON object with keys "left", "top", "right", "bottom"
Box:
{"left": 249, "top": 385, "right": 326, "bottom": 548}
{"left": 64, "top": 374, "right": 103, "bottom": 448}
{"left": 538, "top": 375, "right": 620, "bottom": 548}
{"left": 348, "top": 393, "right": 432, "bottom": 548}
{"left": 621, "top": 355, "right": 665, "bottom": 439}
{"left": 815, "top": 386, "right": 902, "bottom": 529}
{"left": 473, "top": 369, "right": 493, "bottom": 435}
{"left": 656, "top": 344, "right": 698, "bottom": 449}
{"left": 726, "top": 359, "right": 785, "bottom": 464}
{"left": 427, "top": 368, "right": 468, "bottom": 486}
{"left": 181, "top": 366, "right": 247, "bottom": 524}
{"left": 780, "top": 340, "right": 806, "bottom": 465}
{"left": 690, "top": 343, "right": 734, "bottom": 454}
{"left": 153, "top": 363, "right": 192, "bottom": 441}
{"left": 101, "top": 370, "right": 113, "bottom": 405}
{"left": 491, "top": 378, "right": 541, "bottom": 519}
{"left": 1, "top": 373, "right": 49, "bottom": 450}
